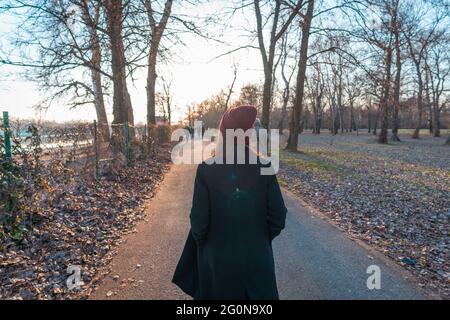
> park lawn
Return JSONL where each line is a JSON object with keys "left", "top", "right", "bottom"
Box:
{"left": 397, "top": 128, "right": 450, "bottom": 136}
{"left": 279, "top": 133, "right": 450, "bottom": 299}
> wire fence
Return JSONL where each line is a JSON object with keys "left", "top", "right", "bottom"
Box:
{"left": 0, "top": 111, "right": 172, "bottom": 298}
{"left": 0, "top": 111, "right": 168, "bottom": 216}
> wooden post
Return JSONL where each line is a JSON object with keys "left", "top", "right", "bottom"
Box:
{"left": 124, "top": 122, "right": 131, "bottom": 167}
{"left": 3, "top": 111, "right": 12, "bottom": 162}
{"left": 3, "top": 111, "right": 13, "bottom": 211}
{"left": 93, "top": 120, "right": 99, "bottom": 179}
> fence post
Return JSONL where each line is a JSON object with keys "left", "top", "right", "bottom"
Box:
{"left": 3, "top": 111, "right": 13, "bottom": 211}
{"left": 124, "top": 122, "right": 131, "bottom": 167}
{"left": 93, "top": 120, "right": 99, "bottom": 179}
{"left": 144, "top": 124, "right": 147, "bottom": 143}
{"left": 3, "top": 111, "right": 12, "bottom": 162}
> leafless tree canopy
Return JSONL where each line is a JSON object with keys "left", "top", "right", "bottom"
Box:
{"left": 0, "top": 0, "right": 449, "bottom": 144}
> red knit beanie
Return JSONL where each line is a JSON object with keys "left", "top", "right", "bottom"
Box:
{"left": 219, "top": 105, "right": 258, "bottom": 136}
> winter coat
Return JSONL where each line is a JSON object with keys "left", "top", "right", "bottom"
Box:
{"left": 172, "top": 153, "right": 287, "bottom": 300}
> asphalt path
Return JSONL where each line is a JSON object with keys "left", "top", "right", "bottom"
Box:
{"left": 91, "top": 162, "right": 427, "bottom": 300}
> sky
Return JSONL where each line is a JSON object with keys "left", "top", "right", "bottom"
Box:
{"left": 0, "top": 1, "right": 265, "bottom": 124}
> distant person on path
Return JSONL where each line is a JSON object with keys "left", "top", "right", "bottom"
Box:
{"left": 172, "top": 105, "right": 287, "bottom": 300}
{"left": 254, "top": 117, "right": 262, "bottom": 139}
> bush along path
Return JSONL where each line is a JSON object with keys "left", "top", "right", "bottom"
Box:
{"left": 0, "top": 146, "right": 171, "bottom": 299}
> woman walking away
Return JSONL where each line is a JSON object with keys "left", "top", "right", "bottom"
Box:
{"left": 172, "top": 105, "right": 287, "bottom": 300}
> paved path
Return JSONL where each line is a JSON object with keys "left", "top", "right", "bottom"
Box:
{"left": 91, "top": 163, "right": 428, "bottom": 300}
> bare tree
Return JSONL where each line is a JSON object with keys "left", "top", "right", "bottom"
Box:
{"left": 238, "top": 84, "right": 262, "bottom": 108}
{"left": 104, "top": 0, "right": 135, "bottom": 139}
{"left": 287, "top": 0, "right": 315, "bottom": 151}
{"left": 345, "top": 71, "right": 362, "bottom": 132}
{"left": 254, "top": 0, "right": 304, "bottom": 129}
{"left": 224, "top": 64, "right": 238, "bottom": 111}
{"left": 329, "top": 49, "right": 346, "bottom": 134}
{"left": 391, "top": 0, "right": 402, "bottom": 142}
{"left": 425, "top": 37, "right": 449, "bottom": 137}
{"left": 278, "top": 32, "right": 296, "bottom": 132}
{"left": 0, "top": 0, "right": 111, "bottom": 141}
{"left": 307, "top": 62, "right": 325, "bottom": 134}
{"left": 141, "top": 0, "right": 173, "bottom": 126}
{"left": 157, "top": 76, "right": 174, "bottom": 125}
{"left": 324, "top": 69, "right": 339, "bottom": 135}
{"left": 350, "top": 0, "right": 399, "bottom": 143}
{"left": 404, "top": 3, "right": 445, "bottom": 139}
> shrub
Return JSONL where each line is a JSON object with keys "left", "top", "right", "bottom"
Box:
{"left": 151, "top": 124, "right": 171, "bottom": 145}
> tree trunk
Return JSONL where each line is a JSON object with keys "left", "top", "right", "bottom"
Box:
{"left": 350, "top": 105, "right": 356, "bottom": 131}
{"left": 424, "top": 65, "right": 433, "bottom": 134}
{"left": 105, "top": 0, "right": 134, "bottom": 140}
{"left": 334, "top": 107, "right": 340, "bottom": 134}
{"left": 412, "top": 63, "right": 423, "bottom": 139}
{"left": 91, "top": 54, "right": 110, "bottom": 143}
{"left": 391, "top": 13, "right": 401, "bottom": 142}
{"left": 255, "top": 0, "right": 278, "bottom": 129}
{"left": 286, "top": 0, "right": 314, "bottom": 151}
{"left": 337, "top": 73, "right": 344, "bottom": 134}
{"left": 261, "top": 70, "right": 273, "bottom": 128}
{"left": 167, "top": 102, "right": 172, "bottom": 126}
{"left": 81, "top": 1, "right": 110, "bottom": 142}
{"left": 278, "top": 87, "right": 289, "bottom": 132}
{"left": 278, "top": 34, "right": 294, "bottom": 133}
{"left": 433, "top": 104, "right": 440, "bottom": 137}
{"left": 313, "top": 94, "right": 322, "bottom": 135}
{"left": 412, "top": 88, "right": 423, "bottom": 139}
{"left": 378, "top": 46, "right": 392, "bottom": 144}
{"left": 147, "top": 43, "right": 158, "bottom": 125}
{"left": 317, "top": 115, "right": 321, "bottom": 134}
{"left": 144, "top": 0, "right": 172, "bottom": 127}
{"left": 349, "top": 102, "right": 355, "bottom": 132}
{"left": 373, "top": 106, "right": 379, "bottom": 135}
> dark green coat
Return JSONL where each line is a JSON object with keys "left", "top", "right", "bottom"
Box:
{"left": 173, "top": 158, "right": 287, "bottom": 300}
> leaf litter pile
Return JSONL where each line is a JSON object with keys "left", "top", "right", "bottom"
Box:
{"left": 279, "top": 133, "right": 449, "bottom": 299}
{"left": 0, "top": 146, "right": 171, "bottom": 299}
